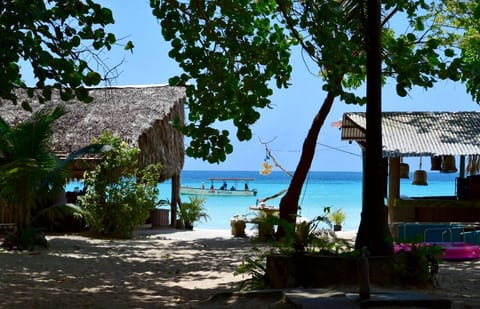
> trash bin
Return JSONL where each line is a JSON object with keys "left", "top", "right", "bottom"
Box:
{"left": 150, "top": 208, "right": 169, "bottom": 227}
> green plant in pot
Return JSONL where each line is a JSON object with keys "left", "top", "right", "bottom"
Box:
{"left": 230, "top": 215, "right": 247, "bottom": 237}
{"left": 178, "top": 196, "right": 209, "bottom": 230}
{"left": 251, "top": 210, "right": 278, "bottom": 239}
{"left": 328, "top": 208, "right": 346, "bottom": 231}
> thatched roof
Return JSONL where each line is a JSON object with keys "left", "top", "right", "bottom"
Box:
{"left": 0, "top": 85, "right": 186, "bottom": 181}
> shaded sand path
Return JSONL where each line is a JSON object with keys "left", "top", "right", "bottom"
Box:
{"left": 1, "top": 228, "right": 255, "bottom": 308}
{"left": 0, "top": 228, "right": 479, "bottom": 308}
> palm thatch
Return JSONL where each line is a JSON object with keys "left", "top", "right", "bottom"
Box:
{"left": 0, "top": 85, "right": 186, "bottom": 181}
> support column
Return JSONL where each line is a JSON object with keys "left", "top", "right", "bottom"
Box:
{"left": 460, "top": 155, "right": 465, "bottom": 179}
{"left": 171, "top": 174, "right": 180, "bottom": 227}
{"left": 388, "top": 157, "right": 400, "bottom": 222}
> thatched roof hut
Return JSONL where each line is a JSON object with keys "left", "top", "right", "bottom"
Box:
{"left": 0, "top": 85, "right": 186, "bottom": 226}
{"left": 341, "top": 111, "right": 480, "bottom": 226}
{"left": 0, "top": 84, "right": 186, "bottom": 181}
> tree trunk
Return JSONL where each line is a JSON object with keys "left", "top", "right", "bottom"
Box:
{"left": 355, "top": 0, "right": 392, "bottom": 255}
{"left": 277, "top": 90, "right": 336, "bottom": 237}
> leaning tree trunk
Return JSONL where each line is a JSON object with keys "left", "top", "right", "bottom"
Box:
{"left": 277, "top": 90, "right": 336, "bottom": 237}
{"left": 354, "top": 0, "right": 392, "bottom": 256}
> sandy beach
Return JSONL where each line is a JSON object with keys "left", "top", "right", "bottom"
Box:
{"left": 1, "top": 227, "right": 479, "bottom": 308}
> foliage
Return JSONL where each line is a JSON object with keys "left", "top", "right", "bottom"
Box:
{"left": 0, "top": 0, "right": 133, "bottom": 106}
{"left": 234, "top": 246, "right": 270, "bottom": 291}
{"left": 33, "top": 202, "right": 88, "bottom": 232}
{"left": 0, "top": 106, "right": 103, "bottom": 227}
{"left": 249, "top": 208, "right": 350, "bottom": 255}
{"left": 250, "top": 210, "right": 278, "bottom": 239}
{"left": 0, "top": 106, "right": 113, "bottom": 248}
{"left": 0, "top": 106, "right": 67, "bottom": 227}
{"left": 77, "top": 132, "right": 163, "bottom": 239}
{"left": 230, "top": 214, "right": 247, "bottom": 237}
{"left": 151, "top": 0, "right": 480, "bottom": 163}
{"left": 1, "top": 227, "right": 48, "bottom": 251}
{"left": 393, "top": 243, "right": 443, "bottom": 286}
{"left": 235, "top": 212, "right": 354, "bottom": 291}
{"left": 328, "top": 208, "right": 346, "bottom": 226}
{"left": 178, "top": 196, "right": 209, "bottom": 230}
{"left": 237, "top": 219, "right": 440, "bottom": 290}
{"left": 275, "top": 214, "right": 353, "bottom": 257}
{"left": 151, "top": 0, "right": 293, "bottom": 163}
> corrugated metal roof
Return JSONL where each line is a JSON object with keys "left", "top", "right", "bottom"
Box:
{"left": 342, "top": 112, "right": 480, "bottom": 157}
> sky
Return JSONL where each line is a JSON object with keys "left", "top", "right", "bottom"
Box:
{"left": 28, "top": 1, "right": 480, "bottom": 172}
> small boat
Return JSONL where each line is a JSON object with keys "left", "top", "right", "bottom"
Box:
{"left": 180, "top": 177, "right": 258, "bottom": 197}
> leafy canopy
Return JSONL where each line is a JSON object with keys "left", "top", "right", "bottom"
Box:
{"left": 0, "top": 0, "right": 133, "bottom": 106}
{"left": 151, "top": 0, "right": 293, "bottom": 163}
{"left": 152, "top": 0, "right": 480, "bottom": 163}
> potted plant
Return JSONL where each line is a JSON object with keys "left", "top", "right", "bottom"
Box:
{"left": 230, "top": 215, "right": 247, "bottom": 237}
{"left": 178, "top": 196, "right": 209, "bottom": 230}
{"left": 328, "top": 208, "right": 346, "bottom": 231}
{"left": 251, "top": 210, "right": 277, "bottom": 239}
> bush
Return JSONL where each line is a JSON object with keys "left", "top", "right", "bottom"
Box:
{"left": 1, "top": 227, "right": 48, "bottom": 251}
{"left": 78, "top": 132, "right": 162, "bottom": 239}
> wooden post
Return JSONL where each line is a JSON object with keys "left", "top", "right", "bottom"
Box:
{"left": 171, "top": 174, "right": 180, "bottom": 227}
{"left": 460, "top": 155, "right": 465, "bottom": 179}
{"left": 388, "top": 157, "right": 400, "bottom": 209}
{"left": 388, "top": 157, "right": 400, "bottom": 226}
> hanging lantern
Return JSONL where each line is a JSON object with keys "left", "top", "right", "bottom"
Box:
{"left": 441, "top": 155, "right": 457, "bottom": 173}
{"left": 412, "top": 170, "right": 428, "bottom": 185}
{"left": 431, "top": 156, "right": 442, "bottom": 171}
{"left": 400, "top": 162, "right": 409, "bottom": 179}
{"left": 412, "top": 157, "right": 428, "bottom": 186}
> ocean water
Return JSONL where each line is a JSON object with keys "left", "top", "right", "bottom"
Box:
{"left": 67, "top": 170, "right": 459, "bottom": 232}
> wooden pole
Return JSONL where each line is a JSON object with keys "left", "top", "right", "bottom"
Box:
{"left": 388, "top": 157, "right": 400, "bottom": 210}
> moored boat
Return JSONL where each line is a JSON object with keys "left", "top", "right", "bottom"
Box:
{"left": 180, "top": 178, "right": 258, "bottom": 197}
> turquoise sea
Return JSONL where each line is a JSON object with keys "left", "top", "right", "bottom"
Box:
{"left": 67, "top": 170, "right": 459, "bottom": 232}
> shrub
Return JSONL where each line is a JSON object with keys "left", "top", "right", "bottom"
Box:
{"left": 1, "top": 227, "right": 48, "bottom": 251}
{"left": 78, "top": 132, "right": 162, "bottom": 239}
{"left": 178, "top": 196, "right": 209, "bottom": 230}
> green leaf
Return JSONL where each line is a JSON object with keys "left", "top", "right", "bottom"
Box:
{"left": 124, "top": 41, "right": 134, "bottom": 52}
{"left": 444, "top": 49, "right": 455, "bottom": 57}
{"left": 21, "top": 100, "right": 32, "bottom": 112}
{"left": 474, "top": 4, "right": 480, "bottom": 19}
{"left": 84, "top": 72, "right": 101, "bottom": 85}
{"left": 396, "top": 84, "right": 408, "bottom": 97}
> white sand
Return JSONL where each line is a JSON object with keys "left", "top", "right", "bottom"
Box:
{"left": 0, "top": 227, "right": 478, "bottom": 308}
